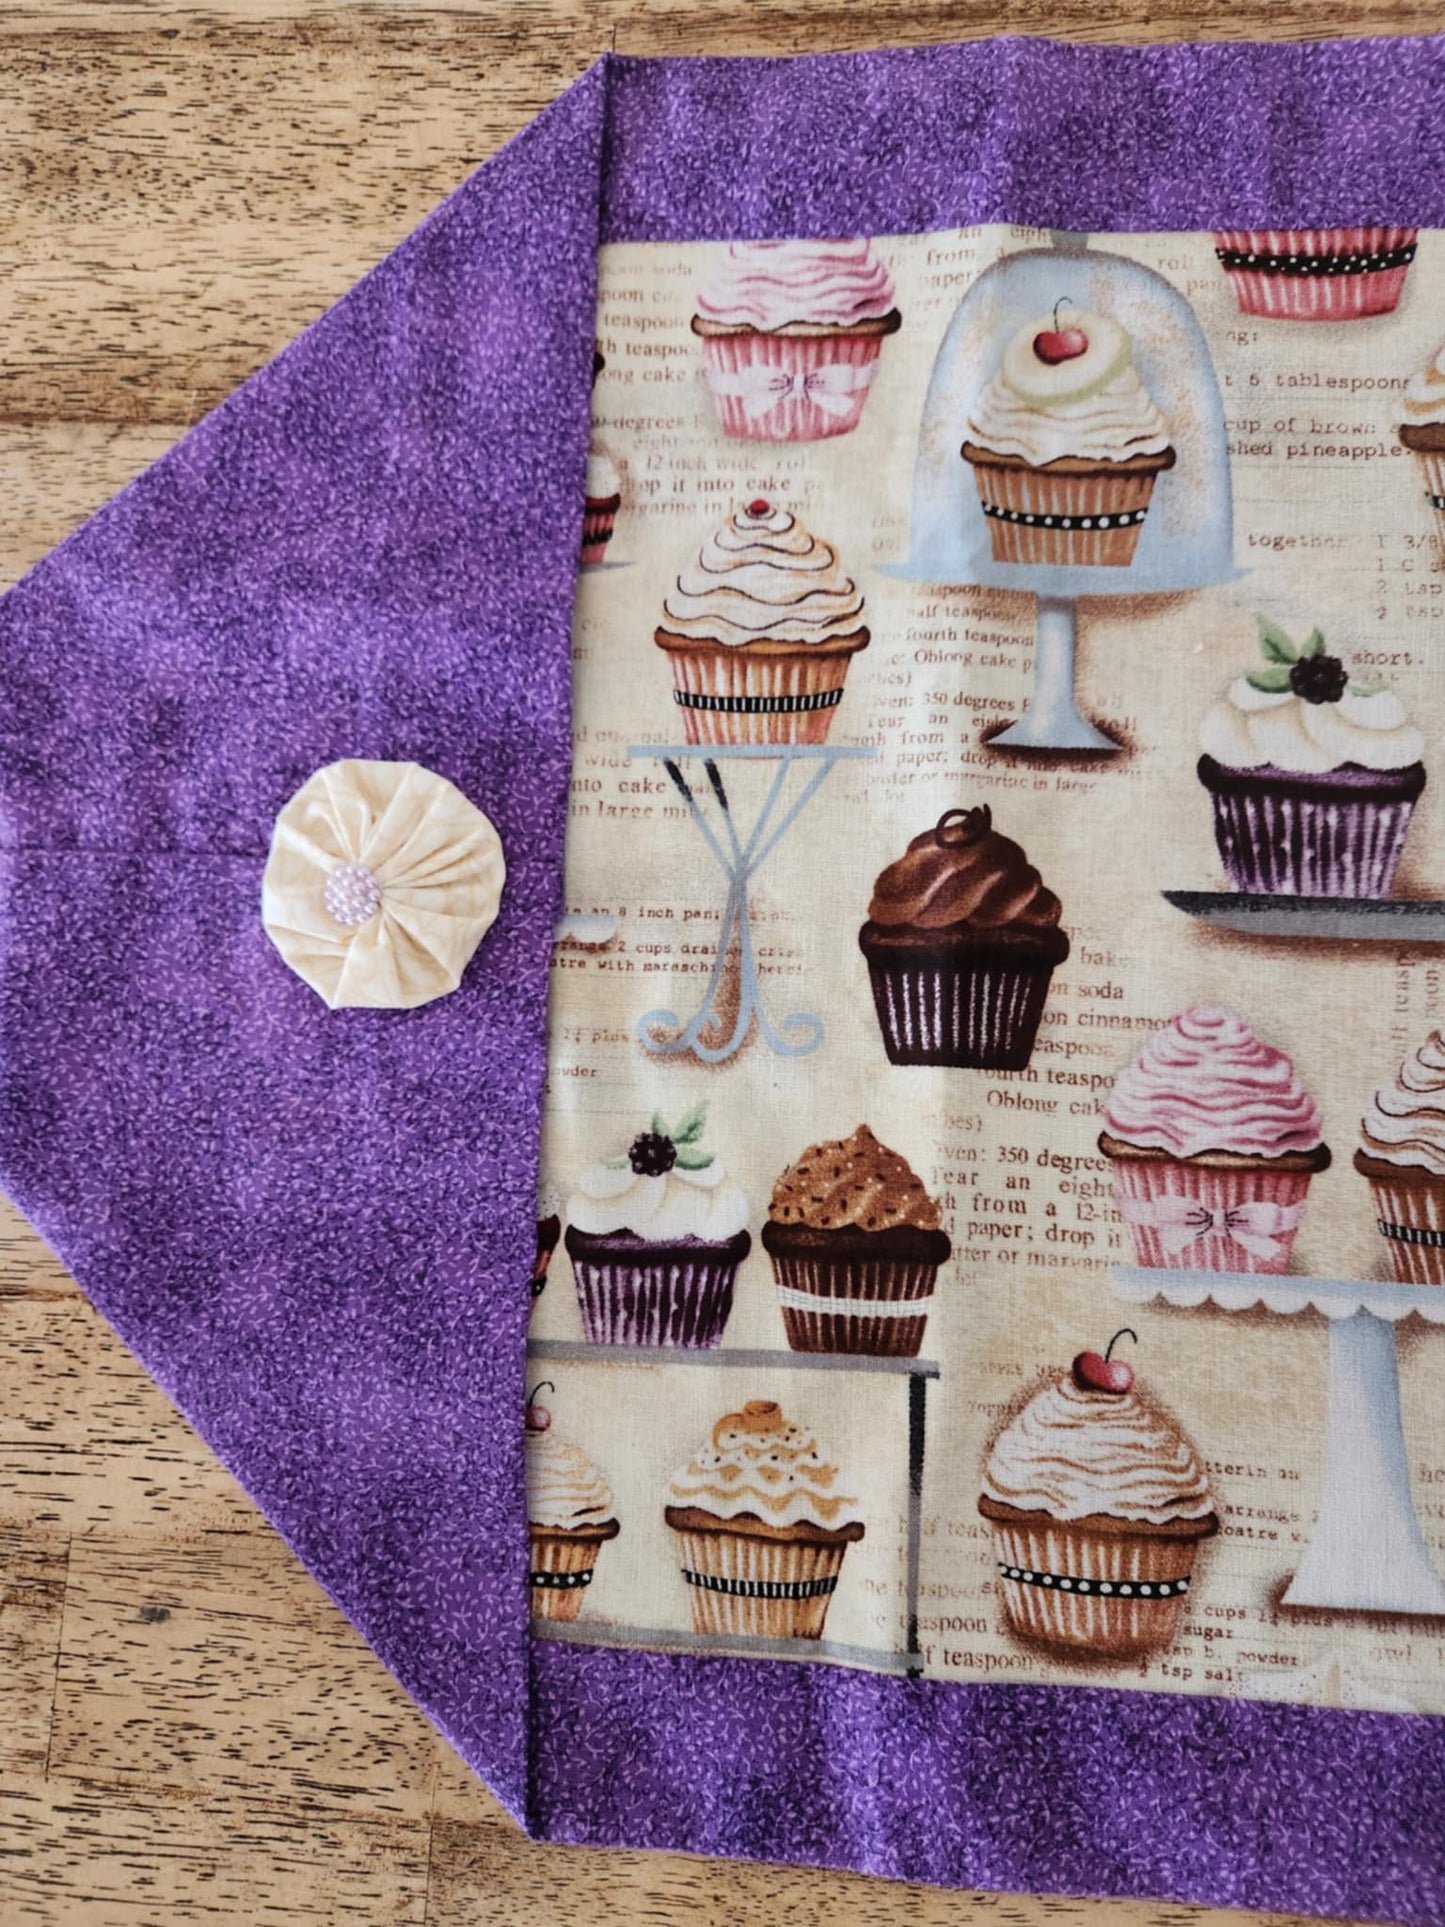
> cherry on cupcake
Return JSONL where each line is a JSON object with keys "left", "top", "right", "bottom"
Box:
{"left": 1072, "top": 1329, "right": 1138, "bottom": 1395}
{"left": 745, "top": 498, "right": 772, "bottom": 518}
{"left": 1033, "top": 298, "right": 1089, "bottom": 367}
{"left": 526, "top": 1381, "right": 556, "bottom": 1431}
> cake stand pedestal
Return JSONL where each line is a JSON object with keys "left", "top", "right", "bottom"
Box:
{"left": 1112, "top": 1267, "right": 1445, "bottom": 1615}
{"left": 987, "top": 596, "right": 1119, "bottom": 753}
{"left": 627, "top": 743, "right": 875, "bottom": 1064}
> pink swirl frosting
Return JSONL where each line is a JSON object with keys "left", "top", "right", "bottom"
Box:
{"left": 1103, "top": 1003, "right": 1324, "bottom": 1159}
{"left": 695, "top": 239, "right": 897, "bottom": 331}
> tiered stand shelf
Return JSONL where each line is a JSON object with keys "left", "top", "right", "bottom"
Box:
{"left": 1111, "top": 1266, "right": 1445, "bottom": 1615}
{"left": 528, "top": 1336, "right": 939, "bottom": 1674}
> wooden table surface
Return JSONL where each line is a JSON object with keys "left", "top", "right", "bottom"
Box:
{"left": 0, "top": 5, "right": 1434, "bottom": 1923}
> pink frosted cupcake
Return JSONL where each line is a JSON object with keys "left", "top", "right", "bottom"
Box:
{"left": 1100, "top": 1005, "right": 1330, "bottom": 1275}
{"left": 692, "top": 239, "right": 901, "bottom": 443}
{"left": 1213, "top": 229, "right": 1418, "bottom": 321}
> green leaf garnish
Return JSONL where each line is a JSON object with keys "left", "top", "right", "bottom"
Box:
{"left": 1246, "top": 666, "right": 1293, "bottom": 693}
{"left": 603, "top": 1157, "right": 629, "bottom": 1170}
{"left": 673, "top": 1150, "right": 714, "bottom": 1171}
{"left": 649, "top": 1112, "right": 667, "bottom": 1138}
{"left": 1256, "top": 614, "right": 1299, "bottom": 664}
{"left": 1299, "top": 628, "right": 1326, "bottom": 659}
{"left": 670, "top": 1102, "right": 708, "bottom": 1146}
{"left": 1351, "top": 681, "right": 1384, "bottom": 696}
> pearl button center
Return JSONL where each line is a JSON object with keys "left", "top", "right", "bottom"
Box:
{"left": 324, "top": 862, "right": 383, "bottom": 928}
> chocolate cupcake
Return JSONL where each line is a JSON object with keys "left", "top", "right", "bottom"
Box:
{"left": 858, "top": 806, "right": 1069, "bottom": 1071}
{"left": 532, "top": 1205, "right": 561, "bottom": 1298}
{"left": 762, "top": 1125, "right": 951, "bottom": 1357}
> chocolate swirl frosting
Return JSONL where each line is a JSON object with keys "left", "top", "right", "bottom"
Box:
{"left": 866, "top": 807, "right": 1065, "bottom": 937}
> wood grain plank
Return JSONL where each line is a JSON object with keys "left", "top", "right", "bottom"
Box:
{"left": 0, "top": 1528, "right": 68, "bottom": 1786}
{"left": 48, "top": 1534, "right": 439, "bottom": 1817}
{"left": 0, "top": 1785, "right": 431, "bottom": 1925}
{"left": 0, "top": 1295, "right": 257, "bottom": 1537}
{"left": 0, "top": 427, "right": 182, "bottom": 593}
{"left": 609, "top": 0, "right": 1444, "bottom": 53}
{"left": 0, "top": 12, "right": 602, "bottom": 426}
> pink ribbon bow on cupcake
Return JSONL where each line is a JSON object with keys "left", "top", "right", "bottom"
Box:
{"left": 711, "top": 360, "right": 876, "bottom": 422}
{"left": 1120, "top": 1195, "right": 1306, "bottom": 1261}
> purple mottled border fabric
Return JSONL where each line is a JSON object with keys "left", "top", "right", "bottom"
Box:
{"left": 2, "top": 33, "right": 1445, "bottom": 1926}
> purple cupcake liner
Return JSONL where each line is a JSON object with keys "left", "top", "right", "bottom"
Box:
{"left": 1208, "top": 788, "right": 1416, "bottom": 897}
{"left": 571, "top": 1254, "right": 741, "bottom": 1347}
{"left": 865, "top": 956, "right": 1056, "bottom": 1070}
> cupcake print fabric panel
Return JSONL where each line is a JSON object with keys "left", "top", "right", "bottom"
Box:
{"left": 539, "top": 201, "right": 1445, "bottom": 1730}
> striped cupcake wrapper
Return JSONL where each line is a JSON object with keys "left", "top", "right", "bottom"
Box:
{"left": 865, "top": 954, "right": 1056, "bottom": 1071}
{"left": 663, "top": 643, "right": 855, "bottom": 746}
{"left": 987, "top": 1517, "right": 1203, "bottom": 1659}
{"left": 571, "top": 1254, "right": 741, "bottom": 1347}
{"left": 1208, "top": 788, "right": 1415, "bottom": 898}
{"left": 672, "top": 1528, "right": 850, "bottom": 1639}
{"left": 1367, "top": 1173, "right": 1445, "bottom": 1286}
{"left": 1214, "top": 227, "right": 1417, "bottom": 320}
{"left": 770, "top": 1253, "right": 939, "bottom": 1358}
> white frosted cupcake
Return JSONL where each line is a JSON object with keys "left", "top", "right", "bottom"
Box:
{"left": 665, "top": 1399, "right": 864, "bottom": 1640}
{"left": 1356, "top": 1031, "right": 1445, "bottom": 1284}
{"left": 1198, "top": 617, "right": 1425, "bottom": 898}
{"left": 525, "top": 1388, "right": 619, "bottom": 1622}
{"left": 564, "top": 1104, "right": 750, "bottom": 1347}
{"left": 692, "top": 238, "right": 901, "bottom": 442}
{"left": 654, "top": 500, "right": 868, "bottom": 745}
{"left": 978, "top": 1341, "right": 1217, "bottom": 1659}
{"left": 961, "top": 305, "right": 1174, "bottom": 568}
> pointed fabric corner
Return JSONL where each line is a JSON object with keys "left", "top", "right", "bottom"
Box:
{"left": 0, "top": 54, "right": 610, "bottom": 1821}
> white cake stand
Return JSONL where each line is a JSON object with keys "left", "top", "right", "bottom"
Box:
{"left": 1112, "top": 1267, "right": 1445, "bottom": 1616}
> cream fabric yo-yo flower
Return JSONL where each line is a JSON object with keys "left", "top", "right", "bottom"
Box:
{"left": 262, "top": 759, "right": 506, "bottom": 1010}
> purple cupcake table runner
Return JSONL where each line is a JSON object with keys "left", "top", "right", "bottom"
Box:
{"left": 5, "top": 33, "right": 1445, "bottom": 1926}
